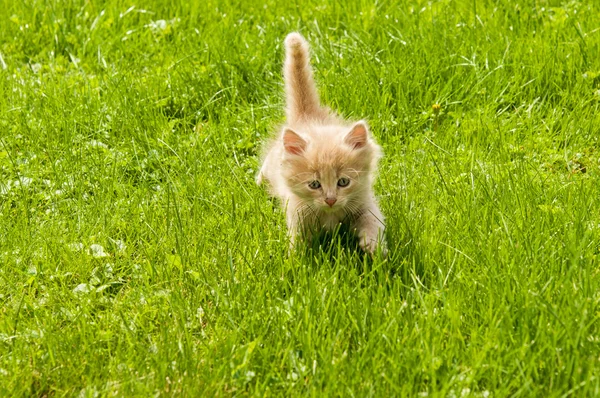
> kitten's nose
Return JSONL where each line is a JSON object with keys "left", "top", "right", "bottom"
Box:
{"left": 325, "top": 198, "right": 337, "bottom": 207}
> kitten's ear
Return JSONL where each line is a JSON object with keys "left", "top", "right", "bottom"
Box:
{"left": 283, "top": 128, "right": 307, "bottom": 156}
{"left": 344, "top": 121, "right": 369, "bottom": 150}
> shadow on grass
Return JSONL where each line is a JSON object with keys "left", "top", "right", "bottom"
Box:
{"left": 284, "top": 222, "right": 427, "bottom": 293}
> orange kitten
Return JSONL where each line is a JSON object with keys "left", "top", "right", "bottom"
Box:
{"left": 257, "top": 32, "right": 386, "bottom": 254}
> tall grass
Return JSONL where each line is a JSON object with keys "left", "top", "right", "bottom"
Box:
{"left": 1, "top": 0, "right": 599, "bottom": 395}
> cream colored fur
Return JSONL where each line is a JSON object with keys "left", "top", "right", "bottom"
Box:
{"left": 257, "top": 32, "right": 386, "bottom": 254}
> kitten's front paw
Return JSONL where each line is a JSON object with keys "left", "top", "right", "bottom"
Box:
{"left": 358, "top": 230, "right": 387, "bottom": 257}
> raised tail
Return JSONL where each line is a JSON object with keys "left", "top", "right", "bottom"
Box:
{"left": 283, "top": 33, "right": 328, "bottom": 124}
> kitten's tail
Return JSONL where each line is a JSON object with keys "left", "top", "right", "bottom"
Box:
{"left": 284, "top": 33, "right": 328, "bottom": 123}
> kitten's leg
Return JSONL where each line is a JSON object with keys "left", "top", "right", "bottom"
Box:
{"left": 285, "top": 198, "right": 303, "bottom": 251}
{"left": 256, "top": 156, "right": 269, "bottom": 185}
{"left": 286, "top": 210, "right": 299, "bottom": 250}
{"left": 285, "top": 198, "right": 315, "bottom": 252}
{"left": 353, "top": 199, "right": 387, "bottom": 256}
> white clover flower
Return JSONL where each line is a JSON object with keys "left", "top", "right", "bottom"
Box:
{"left": 0, "top": 181, "right": 10, "bottom": 194}
{"left": 14, "top": 177, "right": 32, "bottom": 187}
{"left": 111, "top": 239, "right": 126, "bottom": 254}
{"left": 73, "top": 283, "right": 92, "bottom": 294}
{"left": 87, "top": 140, "right": 108, "bottom": 149}
{"left": 68, "top": 242, "right": 84, "bottom": 252}
{"left": 147, "top": 19, "right": 167, "bottom": 32}
{"left": 90, "top": 244, "right": 109, "bottom": 258}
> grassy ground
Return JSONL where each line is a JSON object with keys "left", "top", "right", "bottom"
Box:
{"left": 1, "top": 0, "right": 600, "bottom": 396}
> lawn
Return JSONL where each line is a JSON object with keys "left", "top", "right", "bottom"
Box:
{"left": 1, "top": 0, "right": 600, "bottom": 396}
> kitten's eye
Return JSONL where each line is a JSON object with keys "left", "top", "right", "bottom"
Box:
{"left": 337, "top": 177, "right": 350, "bottom": 187}
{"left": 308, "top": 180, "right": 321, "bottom": 189}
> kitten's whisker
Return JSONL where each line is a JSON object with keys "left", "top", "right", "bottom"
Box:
{"left": 346, "top": 168, "right": 367, "bottom": 175}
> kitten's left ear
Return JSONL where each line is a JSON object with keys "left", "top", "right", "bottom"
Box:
{"left": 344, "top": 121, "right": 370, "bottom": 150}
{"left": 283, "top": 128, "right": 307, "bottom": 156}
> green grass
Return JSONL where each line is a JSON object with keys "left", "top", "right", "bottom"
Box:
{"left": 1, "top": 0, "right": 600, "bottom": 396}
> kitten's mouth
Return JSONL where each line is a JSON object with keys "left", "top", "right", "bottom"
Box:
{"left": 321, "top": 204, "right": 339, "bottom": 213}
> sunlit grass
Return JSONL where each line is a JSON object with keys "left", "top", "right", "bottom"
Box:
{"left": 1, "top": 0, "right": 600, "bottom": 396}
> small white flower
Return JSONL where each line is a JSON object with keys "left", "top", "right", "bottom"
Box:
{"left": 68, "top": 242, "right": 84, "bottom": 252}
{"left": 111, "top": 239, "right": 126, "bottom": 253}
{"left": 90, "top": 244, "right": 109, "bottom": 258}
{"left": 87, "top": 140, "right": 108, "bottom": 149}
{"left": 197, "top": 306, "right": 205, "bottom": 321}
{"left": 104, "top": 263, "right": 114, "bottom": 276}
{"left": 0, "top": 182, "right": 11, "bottom": 195}
{"left": 14, "top": 177, "right": 32, "bottom": 187}
{"left": 73, "top": 283, "right": 92, "bottom": 294}
{"left": 147, "top": 19, "right": 167, "bottom": 32}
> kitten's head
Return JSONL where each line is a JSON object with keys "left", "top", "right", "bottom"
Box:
{"left": 281, "top": 121, "right": 381, "bottom": 213}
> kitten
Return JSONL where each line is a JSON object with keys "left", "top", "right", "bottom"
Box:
{"left": 257, "top": 32, "right": 386, "bottom": 254}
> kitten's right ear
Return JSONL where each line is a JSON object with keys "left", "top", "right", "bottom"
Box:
{"left": 283, "top": 128, "right": 307, "bottom": 156}
{"left": 344, "top": 121, "right": 369, "bottom": 150}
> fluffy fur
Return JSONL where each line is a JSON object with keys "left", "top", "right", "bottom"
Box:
{"left": 257, "top": 32, "right": 386, "bottom": 254}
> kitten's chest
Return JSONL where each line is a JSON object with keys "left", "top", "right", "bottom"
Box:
{"left": 317, "top": 212, "right": 346, "bottom": 231}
